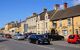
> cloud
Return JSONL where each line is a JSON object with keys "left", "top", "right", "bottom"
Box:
{"left": 73, "top": 0, "right": 80, "bottom": 5}
{"left": 60, "top": 5, "right": 64, "bottom": 9}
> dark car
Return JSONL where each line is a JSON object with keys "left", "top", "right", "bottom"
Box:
{"left": 4, "top": 34, "right": 12, "bottom": 38}
{"left": 24, "top": 33, "right": 36, "bottom": 39}
{"left": 28, "top": 34, "right": 50, "bottom": 44}
{"left": 67, "top": 34, "right": 80, "bottom": 44}
{"left": 43, "top": 33, "right": 64, "bottom": 41}
{"left": 51, "top": 35, "right": 64, "bottom": 41}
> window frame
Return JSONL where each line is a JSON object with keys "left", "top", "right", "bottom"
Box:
{"left": 67, "top": 18, "right": 71, "bottom": 26}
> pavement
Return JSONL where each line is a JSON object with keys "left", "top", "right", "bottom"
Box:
{"left": 0, "top": 37, "right": 80, "bottom": 50}
{"left": 0, "top": 36, "right": 80, "bottom": 50}
{"left": 51, "top": 41, "right": 80, "bottom": 48}
{"left": 14, "top": 39, "right": 80, "bottom": 48}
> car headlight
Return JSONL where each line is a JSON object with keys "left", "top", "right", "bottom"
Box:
{"left": 38, "top": 39, "right": 42, "bottom": 41}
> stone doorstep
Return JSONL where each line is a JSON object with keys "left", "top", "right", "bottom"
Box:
{"left": 51, "top": 41, "right": 80, "bottom": 48}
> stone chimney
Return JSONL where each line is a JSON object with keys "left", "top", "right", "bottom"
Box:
{"left": 54, "top": 4, "right": 60, "bottom": 10}
{"left": 64, "top": 3, "right": 68, "bottom": 9}
{"left": 43, "top": 8, "right": 47, "bottom": 12}
{"left": 33, "top": 13, "right": 37, "bottom": 16}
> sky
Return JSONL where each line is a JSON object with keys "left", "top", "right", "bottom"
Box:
{"left": 0, "top": 0, "right": 79, "bottom": 28}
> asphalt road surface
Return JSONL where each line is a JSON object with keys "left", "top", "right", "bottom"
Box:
{"left": 0, "top": 38, "right": 80, "bottom": 50}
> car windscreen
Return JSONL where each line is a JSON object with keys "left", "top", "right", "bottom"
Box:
{"left": 69, "top": 35, "right": 75, "bottom": 39}
{"left": 36, "top": 35, "right": 44, "bottom": 38}
{"left": 15, "top": 34, "right": 23, "bottom": 36}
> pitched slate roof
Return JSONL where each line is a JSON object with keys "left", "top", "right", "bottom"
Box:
{"left": 39, "top": 12, "right": 46, "bottom": 20}
{"left": 51, "top": 5, "right": 80, "bottom": 21}
{"left": 26, "top": 14, "right": 38, "bottom": 19}
{"left": 48, "top": 10, "right": 55, "bottom": 19}
{"left": 39, "top": 10, "right": 56, "bottom": 20}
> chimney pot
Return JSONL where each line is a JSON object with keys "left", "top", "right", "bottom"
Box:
{"left": 54, "top": 4, "right": 60, "bottom": 10}
{"left": 33, "top": 13, "right": 37, "bottom": 16}
{"left": 64, "top": 3, "right": 68, "bottom": 9}
{"left": 43, "top": 8, "right": 47, "bottom": 12}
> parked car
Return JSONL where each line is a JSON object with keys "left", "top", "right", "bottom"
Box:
{"left": 43, "top": 33, "right": 64, "bottom": 41}
{"left": 4, "top": 34, "right": 12, "bottom": 38}
{"left": 67, "top": 34, "right": 80, "bottom": 44}
{"left": 24, "top": 33, "right": 36, "bottom": 39}
{"left": 0, "top": 33, "right": 4, "bottom": 37}
{"left": 51, "top": 35, "right": 64, "bottom": 41}
{"left": 28, "top": 34, "right": 50, "bottom": 44}
{"left": 13, "top": 34, "right": 25, "bottom": 40}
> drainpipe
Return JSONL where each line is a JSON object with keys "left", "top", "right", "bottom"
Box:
{"left": 72, "top": 17, "right": 74, "bottom": 34}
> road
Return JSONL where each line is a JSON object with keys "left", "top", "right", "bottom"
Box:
{"left": 0, "top": 38, "right": 80, "bottom": 50}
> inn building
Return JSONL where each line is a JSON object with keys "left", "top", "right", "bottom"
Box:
{"left": 51, "top": 4, "right": 80, "bottom": 38}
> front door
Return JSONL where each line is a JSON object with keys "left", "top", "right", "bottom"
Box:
{"left": 75, "top": 29, "right": 78, "bottom": 34}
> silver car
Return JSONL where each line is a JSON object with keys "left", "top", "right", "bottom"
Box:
{"left": 13, "top": 34, "right": 25, "bottom": 40}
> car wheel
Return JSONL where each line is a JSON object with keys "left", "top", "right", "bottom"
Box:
{"left": 62, "top": 38, "right": 64, "bottom": 41}
{"left": 47, "top": 41, "right": 50, "bottom": 44}
{"left": 36, "top": 40, "right": 39, "bottom": 44}
{"left": 76, "top": 40, "right": 79, "bottom": 44}
{"left": 68, "top": 42, "right": 71, "bottom": 43}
